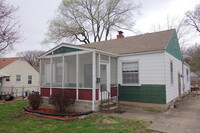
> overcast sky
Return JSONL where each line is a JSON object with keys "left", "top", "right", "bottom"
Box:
{"left": 5, "top": 0, "right": 199, "bottom": 57}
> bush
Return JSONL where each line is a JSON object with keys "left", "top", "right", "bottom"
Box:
{"left": 49, "top": 90, "right": 75, "bottom": 114}
{"left": 28, "top": 93, "right": 43, "bottom": 110}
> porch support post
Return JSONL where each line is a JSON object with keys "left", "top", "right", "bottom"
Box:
{"left": 92, "top": 51, "right": 96, "bottom": 111}
{"left": 62, "top": 55, "right": 65, "bottom": 88}
{"left": 76, "top": 54, "right": 79, "bottom": 100}
{"left": 50, "top": 58, "right": 52, "bottom": 96}
{"left": 39, "top": 59, "right": 42, "bottom": 94}
{"left": 108, "top": 56, "right": 111, "bottom": 95}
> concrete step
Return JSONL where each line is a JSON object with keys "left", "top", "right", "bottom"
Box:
{"left": 101, "top": 106, "right": 119, "bottom": 111}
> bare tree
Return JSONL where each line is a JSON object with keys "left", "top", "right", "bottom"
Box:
{"left": 151, "top": 15, "right": 189, "bottom": 46}
{"left": 43, "top": 0, "right": 141, "bottom": 44}
{"left": 185, "top": 4, "right": 200, "bottom": 33}
{"left": 0, "top": 0, "right": 22, "bottom": 55}
{"left": 17, "top": 50, "right": 44, "bottom": 71}
{"left": 183, "top": 44, "right": 200, "bottom": 72}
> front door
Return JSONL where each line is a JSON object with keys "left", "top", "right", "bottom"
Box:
{"left": 100, "top": 64, "right": 109, "bottom": 100}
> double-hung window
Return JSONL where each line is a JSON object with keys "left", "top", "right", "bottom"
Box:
{"left": 16, "top": 75, "right": 21, "bottom": 82}
{"left": 170, "top": 61, "right": 173, "bottom": 84}
{"left": 28, "top": 75, "right": 32, "bottom": 84}
{"left": 122, "top": 62, "right": 139, "bottom": 84}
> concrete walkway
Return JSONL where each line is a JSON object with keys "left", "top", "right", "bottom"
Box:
{"left": 148, "top": 93, "right": 200, "bottom": 133}
{"left": 111, "top": 92, "right": 200, "bottom": 133}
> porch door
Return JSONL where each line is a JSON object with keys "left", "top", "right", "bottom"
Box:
{"left": 100, "top": 63, "right": 109, "bottom": 100}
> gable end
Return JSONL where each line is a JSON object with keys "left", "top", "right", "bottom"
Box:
{"left": 48, "top": 46, "right": 82, "bottom": 55}
{"left": 165, "top": 31, "right": 182, "bottom": 61}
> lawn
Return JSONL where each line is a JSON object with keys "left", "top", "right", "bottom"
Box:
{"left": 0, "top": 100, "right": 149, "bottom": 133}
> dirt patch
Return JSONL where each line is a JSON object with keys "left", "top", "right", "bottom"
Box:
{"left": 102, "top": 119, "right": 117, "bottom": 124}
{"left": 12, "top": 113, "right": 26, "bottom": 119}
{"left": 143, "top": 129, "right": 166, "bottom": 133}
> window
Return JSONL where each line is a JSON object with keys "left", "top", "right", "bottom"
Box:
{"left": 5, "top": 77, "right": 10, "bottom": 82}
{"left": 186, "top": 69, "right": 189, "bottom": 82}
{"left": 170, "top": 61, "right": 173, "bottom": 84}
{"left": 16, "top": 75, "right": 21, "bottom": 82}
{"left": 28, "top": 75, "right": 32, "bottom": 84}
{"left": 122, "top": 62, "right": 139, "bottom": 84}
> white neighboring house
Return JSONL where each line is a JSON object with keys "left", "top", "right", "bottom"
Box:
{"left": 0, "top": 57, "right": 39, "bottom": 97}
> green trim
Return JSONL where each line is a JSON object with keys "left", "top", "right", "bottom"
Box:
{"left": 48, "top": 46, "right": 82, "bottom": 55}
{"left": 165, "top": 31, "right": 182, "bottom": 61}
{"left": 119, "top": 84, "right": 166, "bottom": 104}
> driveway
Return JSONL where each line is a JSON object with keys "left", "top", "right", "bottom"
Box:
{"left": 148, "top": 93, "right": 200, "bottom": 133}
{"left": 111, "top": 92, "right": 200, "bottom": 133}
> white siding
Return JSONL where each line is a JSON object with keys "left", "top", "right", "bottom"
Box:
{"left": 118, "top": 52, "right": 165, "bottom": 85}
{"left": 0, "top": 59, "right": 39, "bottom": 96}
{"left": 165, "top": 52, "right": 183, "bottom": 103}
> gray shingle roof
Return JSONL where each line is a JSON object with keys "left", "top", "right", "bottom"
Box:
{"left": 81, "top": 29, "right": 175, "bottom": 55}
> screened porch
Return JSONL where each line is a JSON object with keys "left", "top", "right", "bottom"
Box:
{"left": 40, "top": 47, "right": 118, "bottom": 110}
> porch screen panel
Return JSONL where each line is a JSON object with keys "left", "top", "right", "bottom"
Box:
{"left": 64, "top": 55, "right": 76, "bottom": 88}
{"left": 41, "top": 59, "right": 50, "bottom": 87}
{"left": 79, "top": 53, "right": 92, "bottom": 88}
{"left": 52, "top": 57, "right": 62, "bottom": 87}
{"left": 111, "top": 57, "right": 118, "bottom": 87}
{"left": 100, "top": 54, "right": 109, "bottom": 61}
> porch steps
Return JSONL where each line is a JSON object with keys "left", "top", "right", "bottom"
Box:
{"left": 99, "top": 101, "right": 118, "bottom": 112}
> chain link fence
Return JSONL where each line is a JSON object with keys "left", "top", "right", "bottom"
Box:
{"left": 0, "top": 86, "right": 39, "bottom": 100}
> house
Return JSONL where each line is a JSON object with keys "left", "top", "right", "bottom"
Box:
{"left": 0, "top": 57, "right": 39, "bottom": 97}
{"left": 39, "top": 29, "right": 190, "bottom": 111}
{"left": 190, "top": 72, "right": 200, "bottom": 87}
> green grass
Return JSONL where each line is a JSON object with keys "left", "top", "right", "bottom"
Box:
{"left": 0, "top": 100, "right": 149, "bottom": 133}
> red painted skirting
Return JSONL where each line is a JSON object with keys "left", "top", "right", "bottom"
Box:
{"left": 96, "top": 89, "right": 99, "bottom": 100}
{"left": 52, "top": 88, "right": 76, "bottom": 99}
{"left": 40, "top": 88, "right": 97, "bottom": 101}
{"left": 78, "top": 89, "right": 92, "bottom": 100}
{"left": 111, "top": 87, "right": 118, "bottom": 97}
{"left": 40, "top": 88, "right": 50, "bottom": 97}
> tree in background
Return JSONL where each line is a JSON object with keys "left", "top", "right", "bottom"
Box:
{"left": 43, "top": 0, "right": 141, "bottom": 44}
{"left": 17, "top": 50, "right": 44, "bottom": 71}
{"left": 151, "top": 15, "right": 189, "bottom": 46}
{"left": 183, "top": 44, "right": 200, "bottom": 72}
{"left": 0, "top": 0, "right": 22, "bottom": 55}
{"left": 185, "top": 4, "right": 200, "bottom": 33}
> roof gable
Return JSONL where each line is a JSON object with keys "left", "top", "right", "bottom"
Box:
{"left": 81, "top": 29, "right": 175, "bottom": 55}
{"left": 165, "top": 31, "right": 182, "bottom": 61}
{"left": 48, "top": 46, "right": 82, "bottom": 55}
{"left": 0, "top": 57, "right": 21, "bottom": 70}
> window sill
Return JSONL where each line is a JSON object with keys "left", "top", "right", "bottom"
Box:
{"left": 121, "top": 84, "right": 141, "bottom": 86}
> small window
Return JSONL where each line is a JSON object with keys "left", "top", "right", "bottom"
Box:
{"left": 16, "top": 75, "right": 21, "bottom": 82}
{"left": 186, "top": 69, "right": 189, "bottom": 82}
{"left": 122, "top": 62, "right": 139, "bottom": 84}
{"left": 170, "top": 61, "right": 173, "bottom": 84}
{"left": 28, "top": 75, "right": 32, "bottom": 84}
{"left": 5, "top": 77, "right": 10, "bottom": 82}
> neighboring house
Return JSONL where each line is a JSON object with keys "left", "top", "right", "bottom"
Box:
{"left": 0, "top": 57, "right": 39, "bottom": 97}
{"left": 40, "top": 29, "right": 190, "bottom": 111}
{"left": 190, "top": 72, "right": 200, "bottom": 87}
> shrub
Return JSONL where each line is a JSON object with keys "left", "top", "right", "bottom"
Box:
{"left": 28, "top": 93, "right": 43, "bottom": 110}
{"left": 49, "top": 90, "right": 75, "bottom": 114}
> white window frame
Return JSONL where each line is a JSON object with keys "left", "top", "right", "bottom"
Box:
{"left": 28, "top": 75, "right": 32, "bottom": 84}
{"left": 16, "top": 75, "right": 21, "bottom": 82}
{"left": 121, "top": 61, "right": 140, "bottom": 86}
{"left": 5, "top": 77, "right": 10, "bottom": 82}
{"left": 170, "top": 61, "right": 173, "bottom": 84}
